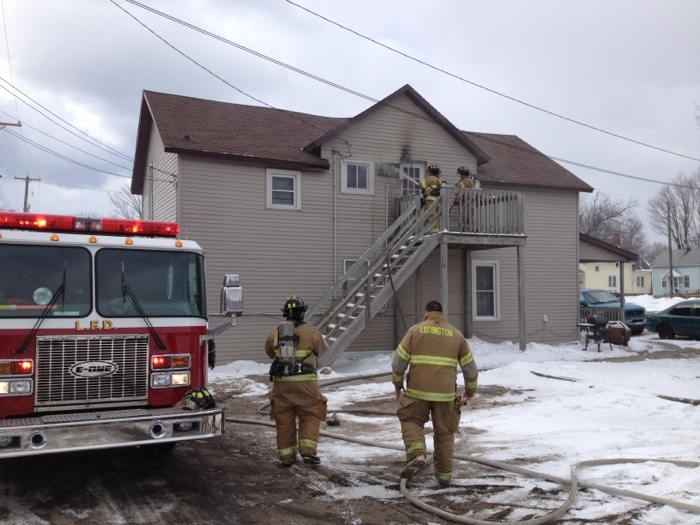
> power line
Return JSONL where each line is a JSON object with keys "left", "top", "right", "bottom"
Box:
{"left": 285, "top": 0, "right": 700, "bottom": 163}
{"left": 0, "top": 112, "right": 131, "bottom": 171}
{"left": 117, "top": 0, "right": 693, "bottom": 190}
{"left": 4, "top": 128, "right": 131, "bottom": 178}
{"left": 0, "top": 78, "right": 132, "bottom": 162}
{"left": 113, "top": 0, "right": 352, "bottom": 151}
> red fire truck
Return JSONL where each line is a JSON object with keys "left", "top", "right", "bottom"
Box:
{"left": 0, "top": 211, "right": 242, "bottom": 457}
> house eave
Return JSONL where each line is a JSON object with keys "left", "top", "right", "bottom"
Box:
{"left": 164, "top": 147, "right": 331, "bottom": 171}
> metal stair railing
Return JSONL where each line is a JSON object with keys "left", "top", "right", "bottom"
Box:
{"left": 312, "top": 195, "right": 443, "bottom": 367}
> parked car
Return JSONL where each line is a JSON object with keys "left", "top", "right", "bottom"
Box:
{"left": 579, "top": 288, "right": 647, "bottom": 335}
{"left": 646, "top": 299, "right": 700, "bottom": 339}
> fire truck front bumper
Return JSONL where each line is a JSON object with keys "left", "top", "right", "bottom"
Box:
{"left": 0, "top": 407, "right": 224, "bottom": 458}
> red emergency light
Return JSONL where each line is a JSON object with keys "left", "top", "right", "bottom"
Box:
{"left": 0, "top": 212, "right": 180, "bottom": 238}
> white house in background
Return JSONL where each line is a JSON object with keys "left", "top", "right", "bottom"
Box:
{"left": 651, "top": 248, "right": 700, "bottom": 297}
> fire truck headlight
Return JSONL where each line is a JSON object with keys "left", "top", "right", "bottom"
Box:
{"left": 171, "top": 372, "right": 190, "bottom": 386}
{"left": 151, "top": 373, "right": 172, "bottom": 388}
{"left": 0, "top": 382, "right": 8, "bottom": 395}
{"left": 0, "top": 436, "right": 15, "bottom": 448}
{"left": 9, "top": 380, "right": 32, "bottom": 395}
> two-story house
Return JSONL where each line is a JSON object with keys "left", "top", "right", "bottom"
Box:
{"left": 131, "top": 84, "right": 593, "bottom": 365}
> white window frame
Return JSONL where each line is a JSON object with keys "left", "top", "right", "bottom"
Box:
{"left": 684, "top": 275, "right": 690, "bottom": 288}
{"left": 400, "top": 163, "right": 424, "bottom": 196}
{"left": 266, "top": 168, "right": 301, "bottom": 210}
{"left": 636, "top": 276, "right": 645, "bottom": 287}
{"left": 341, "top": 160, "right": 374, "bottom": 195}
{"left": 472, "top": 260, "right": 500, "bottom": 321}
{"left": 608, "top": 275, "right": 617, "bottom": 287}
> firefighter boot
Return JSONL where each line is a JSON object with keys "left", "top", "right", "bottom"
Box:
{"left": 301, "top": 453, "right": 321, "bottom": 465}
{"left": 399, "top": 453, "right": 426, "bottom": 479}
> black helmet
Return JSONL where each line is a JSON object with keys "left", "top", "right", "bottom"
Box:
{"left": 427, "top": 164, "right": 441, "bottom": 175}
{"left": 457, "top": 166, "right": 471, "bottom": 176}
{"left": 282, "top": 295, "right": 307, "bottom": 319}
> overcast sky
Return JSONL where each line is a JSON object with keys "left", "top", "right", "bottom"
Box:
{"left": 0, "top": 1, "right": 698, "bottom": 243}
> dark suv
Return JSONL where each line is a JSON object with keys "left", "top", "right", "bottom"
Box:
{"left": 579, "top": 288, "right": 646, "bottom": 335}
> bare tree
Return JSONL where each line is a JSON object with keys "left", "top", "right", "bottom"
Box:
{"left": 645, "top": 242, "right": 667, "bottom": 262}
{"left": 579, "top": 191, "right": 647, "bottom": 254}
{"left": 647, "top": 168, "right": 700, "bottom": 249}
{"left": 109, "top": 184, "right": 143, "bottom": 220}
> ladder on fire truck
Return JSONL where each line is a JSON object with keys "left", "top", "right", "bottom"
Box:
{"left": 307, "top": 197, "right": 439, "bottom": 368}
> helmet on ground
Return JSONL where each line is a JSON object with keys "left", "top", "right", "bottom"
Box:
{"left": 282, "top": 295, "right": 308, "bottom": 319}
{"left": 427, "top": 164, "right": 441, "bottom": 175}
{"left": 457, "top": 166, "right": 471, "bottom": 176}
{"left": 184, "top": 387, "right": 216, "bottom": 410}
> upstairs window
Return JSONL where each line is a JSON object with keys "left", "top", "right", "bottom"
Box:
{"left": 267, "top": 169, "right": 301, "bottom": 210}
{"left": 342, "top": 161, "right": 373, "bottom": 195}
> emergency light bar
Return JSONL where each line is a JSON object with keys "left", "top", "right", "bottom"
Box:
{"left": 0, "top": 212, "right": 180, "bottom": 237}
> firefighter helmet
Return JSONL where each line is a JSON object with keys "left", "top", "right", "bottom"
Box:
{"left": 457, "top": 166, "right": 471, "bottom": 176}
{"left": 184, "top": 387, "right": 216, "bottom": 410}
{"left": 282, "top": 295, "right": 308, "bottom": 319}
{"left": 427, "top": 164, "right": 441, "bottom": 175}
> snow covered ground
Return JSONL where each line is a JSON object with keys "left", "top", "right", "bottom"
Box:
{"left": 211, "top": 299, "right": 699, "bottom": 524}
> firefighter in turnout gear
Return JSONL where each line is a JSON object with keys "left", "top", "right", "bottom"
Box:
{"left": 392, "top": 300, "right": 478, "bottom": 486}
{"left": 420, "top": 165, "right": 443, "bottom": 233}
{"left": 451, "top": 165, "right": 477, "bottom": 229}
{"left": 265, "top": 296, "right": 328, "bottom": 466}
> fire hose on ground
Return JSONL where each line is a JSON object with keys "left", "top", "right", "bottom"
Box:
{"left": 223, "top": 372, "right": 700, "bottom": 524}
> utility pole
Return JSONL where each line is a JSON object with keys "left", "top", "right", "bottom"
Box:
{"left": 14, "top": 175, "right": 41, "bottom": 213}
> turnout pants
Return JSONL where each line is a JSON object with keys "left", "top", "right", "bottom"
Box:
{"left": 397, "top": 395, "right": 460, "bottom": 484}
{"left": 269, "top": 379, "right": 327, "bottom": 463}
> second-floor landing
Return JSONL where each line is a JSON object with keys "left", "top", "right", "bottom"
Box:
{"left": 397, "top": 188, "right": 526, "bottom": 250}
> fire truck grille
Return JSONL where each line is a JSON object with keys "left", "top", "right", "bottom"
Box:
{"left": 36, "top": 335, "right": 149, "bottom": 407}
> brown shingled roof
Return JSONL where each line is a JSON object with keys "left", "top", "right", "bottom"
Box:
{"left": 131, "top": 88, "right": 593, "bottom": 195}
{"left": 465, "top": 131, "right": 594, "bottom": 192}
{"left": 132, "top": 90, "right": 348, "bottom": 193}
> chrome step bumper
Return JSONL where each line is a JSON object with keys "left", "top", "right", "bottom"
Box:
{"left": 0, "top": 407, "right": 224, "bottom": 458}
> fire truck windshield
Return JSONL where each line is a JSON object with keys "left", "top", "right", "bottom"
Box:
{"left": 0, "top": 246, "right": 206, "bottom": 319}
{"left": 96, "top": 248, "right": 206, "bottom": 318}
{"left": 0, "top": 245, "right": 91, "bottom": 317}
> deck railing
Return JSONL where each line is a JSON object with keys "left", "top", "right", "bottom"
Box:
{"left": 397, "top": 188, "right": 524, "bottom": 235}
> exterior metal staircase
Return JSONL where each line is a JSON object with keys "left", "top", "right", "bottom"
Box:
{"left": 307, "top": 196, "right": 440, "bottom": 368}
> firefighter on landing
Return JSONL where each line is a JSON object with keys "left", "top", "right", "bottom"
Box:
{"left": 392, "top": 300, "right": 478, "bottom": 486}
{"left": 420, "top": 165, "right": 443, "bottom": 233}
{"left": 265, "top": 296, "right": 328, "bottom": 466}
{"left": 450, "top": 165, "right": 477, "bottom": 228}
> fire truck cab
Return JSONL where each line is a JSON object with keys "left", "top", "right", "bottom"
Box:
{"left": 0, "top": 212, "right": 242, "bottom": 457}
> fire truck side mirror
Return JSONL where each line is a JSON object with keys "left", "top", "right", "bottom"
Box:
{"left": 220, "top": 274, "right": 243, "bottom": 317}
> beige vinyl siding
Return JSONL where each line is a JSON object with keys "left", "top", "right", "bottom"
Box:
{"left": 143, "top": 124, "right": 178, "bottom": 222}
{"left": 178, "top": 157, "right": 337, "bottom": 362}
{"left": 507, "top": 188, "right": 579, "bottom": 344}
